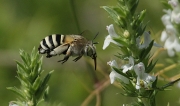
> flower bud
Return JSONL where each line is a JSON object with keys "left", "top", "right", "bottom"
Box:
{"left": 123, "top": 30, "right": 130, "bottom": 38}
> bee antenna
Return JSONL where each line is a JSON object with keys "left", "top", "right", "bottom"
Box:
{"left": 93, "top": 42, "right": 99, "bottom": 44}
{"left": 92, "top": 32, "right": 99, "bottom": 41}
{"left": 79, "top": 31, "right": 85, "bottom": 35}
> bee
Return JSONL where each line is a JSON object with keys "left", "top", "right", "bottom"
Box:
{"left": 38, "top": 33, "right": 98, "bottom": 70}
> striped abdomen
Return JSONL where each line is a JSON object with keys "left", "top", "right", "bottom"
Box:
{"left": 38, "top": 34, "right": 65, "bottom": 54}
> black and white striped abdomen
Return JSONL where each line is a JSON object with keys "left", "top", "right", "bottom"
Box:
{"left": 38, "top": 34, "right": 64, "bottom": 54}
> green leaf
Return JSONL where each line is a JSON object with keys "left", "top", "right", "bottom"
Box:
{"left": 17, "top": 63, "right": 29, "bottom": 77}
{"left": 117, "top": 0, "right": 125, "bottom": 6}
{"left": 112, "top": 7, "right": 126, "bottom": 17}
{"left": 112, "top": 67, "right": 129, "bottom": 78}
{"left": 31, "top": 47, "right": 36, "bottom": 59}
{"left": 161, "top": 0, "right": 172, "bottom": 9}
{"left": 7, "top": 87, "right": 26, "bottom": 100}
{"left": 102, "top": 6, "right": 118, "bottom": 19}
{"left": 139, "top": 40, "right": 154, "bottom": 61}
{"left": 38, "top": 56, "right": 43, "bottom": 73}
{"left": 136, "top": 23, "right": 147, "bottom": 37}
{"left": 19, "top": 49, "right": 28, "bottom": 66}
{"left": 102, "top": 6, "right": 123, "bottom": 26}
{"left": 16, "top": 71, "right": 29, "bottom": 82}
{"left": 36, "top": 85, "right": 49, "bottom": 101}
{"left": 26, "top": 53, "right": 31, "bottom": 64}
{"left": 160, "top": 78, "right": 180, "bottom": 90}
{"left": 146, "top": 60, "right": 157, "bottom": 73}
{"left": 16, "top": 61, "right": 27, "bottom": 73}
{"left": 44, "top": 86, "right": 49, "bottom": 101}
{"left": 36, "top": 70, "right": 54, "bottom": 100}
{"left": 152, "top": 76, "right": 158, "bottom": 89}
{"left": 138, "top": 10, "right": 146, "bottom": 22}
{"left": 133, "top": 10, "right": 146, "bottom": 31}
{"left": 36, "top": 98, "right": 44, "bottom": 106}
{"left": 16, "top": 76, "right": 30, "bottom": 87}
{"left": 114, "top": 38, "right": 129, "bottom": 47}
{"left": 41, "top": 70, "right": 54, "bottom": 88}
{"left": 129, "top": 0, "right": 139, "bottom": 15}
{"left": 32, "top": 76, "right": 42, "bottom": 91}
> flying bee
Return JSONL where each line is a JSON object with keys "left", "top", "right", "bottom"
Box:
{"left": 38, "top": 33, "right": 98, "bottom": 70}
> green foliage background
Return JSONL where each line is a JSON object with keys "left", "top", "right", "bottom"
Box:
{"left": 0, "top": 0, "right": 179, "bottom": 106}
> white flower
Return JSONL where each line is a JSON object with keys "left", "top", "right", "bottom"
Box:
{"left": 109, "top": 70, "right": 129, "bottom": 84}
{"left": 103, "top": 24, "right": 122, "bottom": 50}
{"left": 161, "top": 9, "right": 172, "bottom": 26}
{"left": 171, "top": 10, "right": 180, "bottom": 24}
{"left": 136, "top": 32, "right": 161, "bottom": 49}
{"left": 161, "top": 9, "right": 180, "bottom": 56}
{"left": 121, "top": 56, "right": 134, "bottom": 73}
{"left": 134, "top": 62, "right": 156, "bottom": 89}
{"left": 108, "top": 60, "right": 129, "bottom": 84}
{"left": 9, "top": 103, "right": 18, "bottom": 106}
{"left": 107, "top": 60, "right": 119, "bottom": 68}
{"left": 164, "top": 35, "right": 180, "bottom": 56}
{"left": 134, "top": 62, "right": 146, "bottom": 78}
{"left": 9, "top": 101, "right": 28, "bottom": 106}
{"left": 168, "top": 0, "right": 179, "bottom": 8}
{"left": 137, "top": 32, "right": 151, "bottom": 49}
{"left": 167, "top": 0, "right": 180, "bottom": 24}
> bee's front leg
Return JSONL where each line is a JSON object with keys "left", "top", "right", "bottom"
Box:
{"left": 73, "top": 55, "right": 82, "bottom": 62}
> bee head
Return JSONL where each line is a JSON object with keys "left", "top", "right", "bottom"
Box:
{"left": 85, "top": 32, "right": 99, "bottom": 70}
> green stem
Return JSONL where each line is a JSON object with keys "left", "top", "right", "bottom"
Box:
{"left": 69, "top": 0, "right": 81, "bottom": 33}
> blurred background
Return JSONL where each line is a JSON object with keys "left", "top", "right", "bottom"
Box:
{"left": 0, "top": 0, "right": 180, "bottom": 106}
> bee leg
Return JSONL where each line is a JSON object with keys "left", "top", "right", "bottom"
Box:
{"left": 46, "top": 53, "right": 52, "bottom": 58}
{"left": 73, "top": 56, "right": 82, "bottom": 62}
{"left": 58, "top": 55, "right": 70, "bottom": 64}
{"left": 58, "top": 45, "right": 72, "bottom": 64}
{"left": 46, "top": 50, "right": 53, "bottom": 58}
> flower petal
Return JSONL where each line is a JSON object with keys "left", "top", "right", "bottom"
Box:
{"left": 174, "top": 39, "right": 180, "bottom": 51}
{"left": 103, "top": 24, "right": 122, "bottom": 49}
{"left": 136, "top": 77, "right": 141, "bottom": 89}
{"left": 143, "top": 31, "right": 151, "bottom": 47}
{"left": 168, "top": 0, "right": 179, "bottom": 7}
{"left": 129, "top": 56, "right": 134, "bottom": 66}
{"left": 134, "top": 62, "right": 145, "bottom": 79}
{"left": 122, "top": 65, "right": 130, "bottom": 73}
{"left": 144, "top": 74, "right": 156, "bottom": 88}
{"left": 107, "top": 60, "right": 119, "bottom": 68}
{"left": 161, "top": 30, "right": 168, "bottom": 41}
{"left": 109, "top": 70, "right": 116, "bottom": 84}
{"left": 109, "top": 70, "right": 129, "bottom": 84}
{"left": 107, "top": 24, "right": 118, "bottom": 37}
{"left": 103, "top": 35, "right": 111, "bottom": 50}
{"left": 121, "top": 56, "right": 134, "bottom": 73}
{"left": 138, "top": 32, "right": 152, "bottom": 49}
{"left": 161, "top": 10, "right": 171, "bottom": 26}
{"left": 171, "top": 11, "right": 180, "bottom": 24}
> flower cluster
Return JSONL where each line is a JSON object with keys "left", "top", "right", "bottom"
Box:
{"left": 103, "top": 23, "right": 158, "bottom": 105}
{"left": 103, "top": 24, "right": 157, "bottom": 90}
{"left": 108, "top": 58, "right": 156, "bottom": 90}
{"left": 161, "top": 0, "right": 180, "bottom": 56}
{"left": 101, "top": 0, "right": 174, "bottom": 105}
